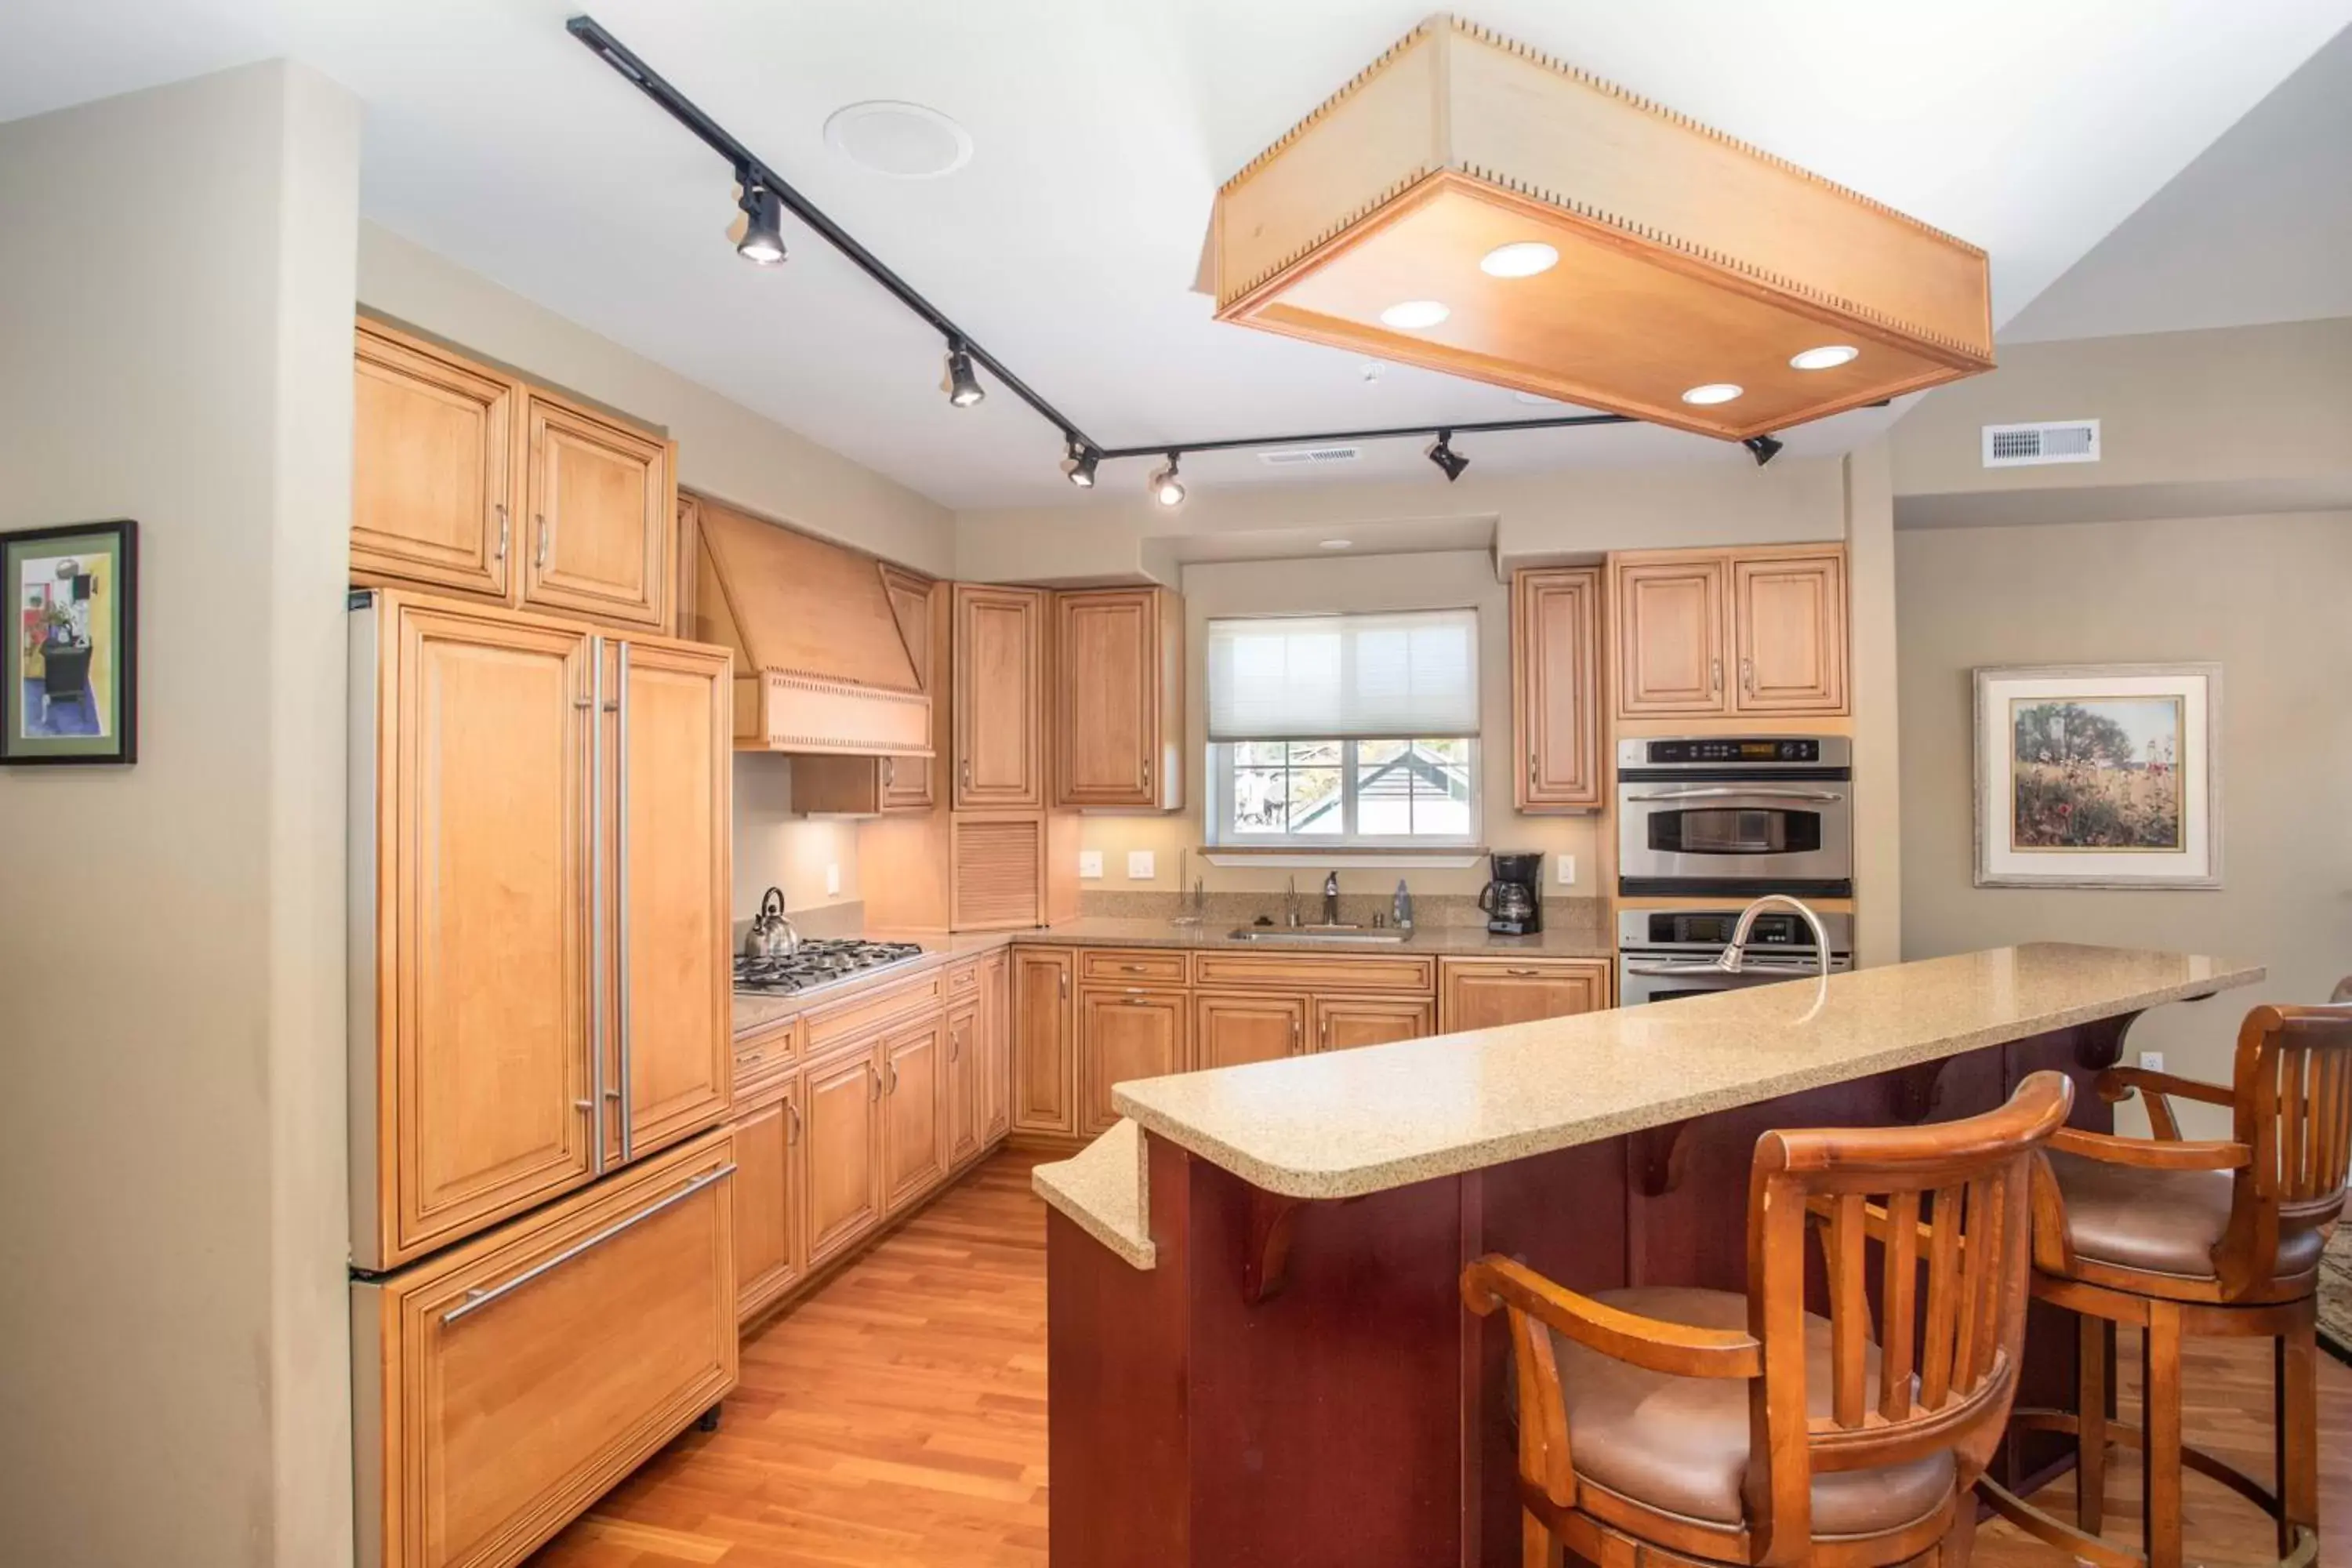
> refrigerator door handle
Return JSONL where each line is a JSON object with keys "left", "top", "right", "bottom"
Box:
{"left": 439, "top": 1163, "right": 735, "bottom": 1325}
{"left": 614, "top": 641, "right": 633, "bottom": 1165}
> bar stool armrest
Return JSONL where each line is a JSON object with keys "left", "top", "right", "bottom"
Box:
{"left": 2096, "top": 1065, "right": 2235, "bottom": 1142}
{"left": 2048, "top": 1125, "right": 2251, "bottom": 1171}
{"left": 1462, "top": 1254, "right": 1763, "bottom": 1379}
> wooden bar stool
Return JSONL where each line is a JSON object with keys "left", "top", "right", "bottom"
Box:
{"left": 1463, "top": 1071, "right": 2074, "bottom": 1568}
{"left": 1980, "top": 1003, "right": 2352, "bottom": 1568}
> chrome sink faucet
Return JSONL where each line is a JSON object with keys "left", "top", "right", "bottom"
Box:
{"left": 1718, "top": 894, "right": 1832, "bottom": 979}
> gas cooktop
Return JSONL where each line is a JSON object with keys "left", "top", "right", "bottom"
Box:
{"left": 733, "top": 939, "right": 927, "bottom": 996}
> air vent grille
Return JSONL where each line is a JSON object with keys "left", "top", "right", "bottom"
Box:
{"left": 1259, "top": 445, "right": 1363, "bottom": 467}
{"left": 1982, "top": 419, "right": 2100, "bottom": 467}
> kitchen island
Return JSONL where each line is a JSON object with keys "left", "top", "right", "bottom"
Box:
{"left": 1033, "top": 943, "right": 2261, "bottom": 1568}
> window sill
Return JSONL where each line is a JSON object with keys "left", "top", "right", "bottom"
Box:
{"left": 1198, "top": 846, "right": 1488, "bottom": 869}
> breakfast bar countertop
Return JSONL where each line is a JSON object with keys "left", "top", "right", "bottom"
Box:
{"left": 1098, "top": 942, "right": 2262, "bottom": 1203}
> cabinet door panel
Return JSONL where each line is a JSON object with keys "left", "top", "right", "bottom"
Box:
{"left": 1616, "top": 558, "right": 1726, "bottom": 716}
{"left": 616, "top": 640, "right": 733, "bottom": 1161}
{"left": 953, "top": 585, "right": 1044, "bottom": 808}
{"left": 1078, "top": 988, "right": 1186, "bottom": 1137}
{"left": 881, "top": 569, "right": 939, "bottom": 811}
{"left": 946, "top": 1006, "right": 981, "bottom": 1167}
{"left": 980, "top": 954, "right": 1011, "bottom": 1142}
{"left": 521, "top": 394, "right": 671, "bottom": 630}
{"left": 1056, "top": 590, "right": 1156, "bottom": 806}
{"left": 1733, "top": 553, "right": 1847, "bottom": 713}
{"left": 884, "top": 1020, "right": 947, "bottom": 1212}
{"left": 1514, "top": 568, "right": 1602, "bottom": 810}
{"left": 373, "top": 599, "right": 596, "bottom": 1269}
{"left": 1438, "top": 960, "right": 1610, "bottom": 1033}
{"left": 1316, "top": 996, "right": 1436, "bottom": 1053}
{"left": 730, "top": 1088, "right": 803, "bottom": 1323}
{"left": 352, "top": 323, "right": 515, "bottom": 599}
{"left": 1013, "top": 949, "right": 1076, "bottom": 1134}
{"left": 804, "top": 1050, "right": 883, "bottom": 1266}
{"left": 1194, "top": 993, "right": 1306, "bottom": 1071}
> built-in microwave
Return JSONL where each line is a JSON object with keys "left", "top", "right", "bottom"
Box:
{"left": 1615, "top": 735, "right": 1853, "bottom": 898}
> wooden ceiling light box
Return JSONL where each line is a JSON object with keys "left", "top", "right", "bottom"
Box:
{"left": 1207, "top": 16, "right": 1994, "bottom": 440}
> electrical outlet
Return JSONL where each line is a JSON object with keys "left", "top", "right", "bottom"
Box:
{"left": 2139, "top": 1051, "right": 2165, "bottom": 1074}
{"left": 1127, "top": 850, "right": 1156, "bottom": 881}
{"left": 1078, "top": 851, "right": 1104, "bottom": 880}
{"left": 825, "top": 862, "right": 840, "bottom": 897}
{"left": 1556, "top": 853, "right": 1576, "bottom": 886}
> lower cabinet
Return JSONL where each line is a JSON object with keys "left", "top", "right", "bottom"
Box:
{"left": 1194, "top": 992, "right": 1306, "bottom": 1069}
{"left": 804, "top": 1047, "right": 884, "bottom": 1269}
{"left": 883, "top": 1018, "right": 947, "bottom": 1212}
{"left": 1077, "top": 985, "right": 1187, "bottom": 1136}
{"left": 729, "top": 1082, "right": 804, "bottom": 1324}
{"left": 1437, "top": 957, "right": 1612, "bottom": 1033}
{"left": 979, "top": 951, "right": 1011, "bottom": 1143}
{"left": 1013, "top": 947, "right": 1077, "bottom": 1134}
{"left": 1316, "top": 995, "right": 1436, "bottom": 1052}
{"left": 946, "top": 1002, "right": 981, "bottom": 1167}
{"left": 352, "top": 1130, "right": 737, "bottom": 1568}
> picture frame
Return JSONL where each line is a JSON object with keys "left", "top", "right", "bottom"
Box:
{"left": 3, "top": 519, "right": 139, "bottom": 765}
{"left": 1972, "top": 662, "right": 2220, "bottom": 890}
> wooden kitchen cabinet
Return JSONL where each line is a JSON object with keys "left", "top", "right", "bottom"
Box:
{"left": 1610, "top": 545, "right": 1848, "bottom": 718}
{"left": 1195, "top": 992, "right": 1307, "bottom": 1070}
{"left": 946, "top": 1003, "right": 981, "bottom": 1167}
{"left": 729, "top": 1083, "right": 804, "bottom": 1325}
{"left": 1054, "top": 586, "right": 1183, "bottom": 810}
{"left": 1437, "top": 957, "right": 1612, "bottom": 1033}
{"left": 1077, "top": 986, "right": 1187, "bottom": 1137}
{"left": 351, "top": 320, "right": 516, "bottom": 601}
{"left": 1732, "top": 551, "right": 1847, "bottom": 713}
{"left": 352, "top": 1130, "right": 736, "bottom": 1568}
{"left": 519, "top": 390, "right": 674, "bottom": 632}
{"left": 883, "top": 1019, "right": 947, "bottom": 1212}
{"left": 1315, "top": 995, "right": 1436, "bottom": 1053}
{"left": 1013, "top": 948, "right": 1077, "bottom": 1134}
{"left": 1512, "top": 567, "right": 1602, "bottom": 811}
{"left": 979, "top": 951, "right": 1012, "bottom": 1143}
{"left": 953, "top": 583, "right": 1047, "bottom": 809}
{"left": 803, "top": 1047, "right": 884, "bottom": 1268}
{"left": 789, "top": 568, "right": 945, "bottom": 817}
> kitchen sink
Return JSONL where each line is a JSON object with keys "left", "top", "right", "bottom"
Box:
{"left": 1225, "top": 925, "right": 1411, "bottom": 946}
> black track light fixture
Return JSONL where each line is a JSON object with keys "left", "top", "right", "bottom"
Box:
{"left": 1149, "top": 453, "right": 1185, "bottom": 508}
{"left": 1743, "top": 433, "right": 1784, "bottom": 467}
{"left": 942, "top": 340, "right": 985, "bottom": 408}
{"left": 1060, "top": 439, "right": 1100, "bottom": 488}
{"left": 1426, "top": 430, "right": 1469, "bottom": 482}
{"left": 734, "top": 180, "right": 786, "bottom": 266}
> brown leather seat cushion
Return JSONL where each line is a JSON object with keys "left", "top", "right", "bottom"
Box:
{"left": 2044, "top": 1149, "right": 2321, "bottom": 1279}
{"left": 1545, "top": 1286, "right": 1955, "bottom": 1537}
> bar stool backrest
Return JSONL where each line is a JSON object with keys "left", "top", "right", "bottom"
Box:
{"left": 2220, "top": 1003, "right": 2352, "bottom": 1298}
{"left": 1745, "top": 1071, "right": 2074, "bottom": 1553}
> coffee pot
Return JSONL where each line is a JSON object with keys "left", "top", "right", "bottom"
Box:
{"left": 1479, "top": 851, "right": 1544, "bottom": 935}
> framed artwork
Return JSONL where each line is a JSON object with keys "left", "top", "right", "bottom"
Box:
{"left": 1973, "top": 662, "right": 2220, "bottom": 889}
{"left": 3, "top": 520, "right": 138, "bottom": 765}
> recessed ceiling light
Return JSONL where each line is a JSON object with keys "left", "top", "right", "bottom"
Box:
{"left": 1378, "top": 299, "right": 1450, "bottom": 330}
{"left": 1319, "top": 539, "right": 1353, "bottom": 550}
{"left": 1479, "top": 241, "right": 1559, "bottom": 278}
{"left": 1789, "top": 344, "right": 1860, "bottom": 371}
{"left": 1681, "top": 383, "right": 1744, "bottom": 406}
{"left": 822, "top": 100, "right": 974, "bottom": 179}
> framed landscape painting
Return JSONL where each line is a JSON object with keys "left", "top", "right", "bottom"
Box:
{"left": 3, "top": 520, "right": 138, "bottom": 765}
{"left": 1973, "top": 662, "right": 2220, "bottom": 889}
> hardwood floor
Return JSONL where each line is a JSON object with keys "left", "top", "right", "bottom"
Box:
{"left": 534, "top": 1149, "right": 2350, "bottom": 1566}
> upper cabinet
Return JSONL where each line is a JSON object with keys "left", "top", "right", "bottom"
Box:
{"left": 350, "top": 318, "right": 677, "bottom": 635}
{"left": 953, "top": 584, "right": 1047, "bottom": 810}
{"left": 1511, "top": 567, "right": 1602, "bottom": 811}
{"left": 1610, "top": 545, "right": 1847, "bottom": 719}
{"left": 1054, "top": 586, "right": 1184, "bottom": 811}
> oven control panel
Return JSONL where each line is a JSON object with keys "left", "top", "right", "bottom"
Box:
{"left": 1642, "top": 738, "right": 1817, "bottom": 764}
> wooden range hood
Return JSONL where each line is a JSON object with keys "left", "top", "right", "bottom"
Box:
{"left": 1207, "top": 15, "right": 1994, "bottom": 441}
{"left": 689, "top": 494, "right": 932, "bottom": 755}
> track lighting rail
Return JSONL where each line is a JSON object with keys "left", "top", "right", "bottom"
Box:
{"left": 565, "top": 14, "right": 1790, "bottom": 487}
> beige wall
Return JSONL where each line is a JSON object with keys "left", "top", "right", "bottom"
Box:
{"left": 1896, "top": 510, "right": 2352, "bottom": 1131}
{"left": 0, "top": 62, "right": 358, "bottom": 1566}
{"left": 733, "top": 756, "right": 863, "bottom": 920}
{"left": 1844, "top": 441, "right": 1903, "bottom": 967}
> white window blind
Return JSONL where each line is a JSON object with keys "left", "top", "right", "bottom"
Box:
{"left": 1204, "top": 609, "right": 1479, "bottom": 742}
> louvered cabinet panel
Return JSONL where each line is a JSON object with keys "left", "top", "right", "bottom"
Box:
{"left": 950, "top": 815, "right": 1044, "bottom": 930}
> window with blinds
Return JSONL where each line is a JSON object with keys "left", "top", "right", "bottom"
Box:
{"left": 1203, "top": 609, "right": 1481, "bottom": 848}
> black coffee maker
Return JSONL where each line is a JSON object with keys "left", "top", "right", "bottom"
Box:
{"left": 1479, "top": 851, "right": 1544, "bottom": 935}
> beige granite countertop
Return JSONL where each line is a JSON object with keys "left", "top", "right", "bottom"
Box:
{"left": 1032, "top": 1119, "right": 1155, "bottom": 1270}
{"left": 1107, "top": 943, "right": 2263, "bottom": 1203}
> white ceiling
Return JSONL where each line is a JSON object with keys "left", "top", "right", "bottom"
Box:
{"left": 2001, "top": 20, "right": 2352, "bottom": 343}
{"left": 7, "top": 1, "right": 2349, "bottom": 509}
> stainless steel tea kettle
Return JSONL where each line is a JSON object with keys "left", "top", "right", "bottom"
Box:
{"left": 742, "top": 886, "right": 801, "bottom": 960}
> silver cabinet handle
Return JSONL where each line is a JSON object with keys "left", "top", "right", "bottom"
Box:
{"left": 884, "top": 757, "right": 895, "bottom": 787}
{"left": 786, "top": 1098, "right": 802, "bottom": 1145}
{"left": 1142, "top": 757, "right": 1152, "bottom": 789}
{"left": 1624, "top": 787, "right": 1845, "bottom": 804}
{"left": 889, "top": 1059, "right": 900, "bottom": 1094}
{"left": 585, "top": 638, "right": 606, "bottom": 1176}
{"left": 1710, "top": 657, "right": 1722, "bottom": 693}
{"left": 495, "top": 504, "right": 509, "bottom": 562}
{"left": 1059, "top": 969, "right": 1069, "bottom": 1000}
{"left": 960, "top": 758, "right": 972, "bottom": 788}
{"left": 1291, "top": 1015, "right": 1301, "bottom": 1052}
{"left": 535, "top": 513, "right": 550, "bottom": 570}
{"left": 1529, "top": 755, "right": 1539, "bottom": 787}
{"left": 1506, "top": 967, "right": 1542, "bottom": 977}
{"left": 440, "top": 1163, "right": 735, "bottom": 1325}
{"left": 1741, "top": 656, "right": 1755, "bottom": 694}
{"left": 614, "top": 641, "right": 633, "bottom": 1164}
{"left": 1119, "top": 963, "right": 1145, "bottom": 974}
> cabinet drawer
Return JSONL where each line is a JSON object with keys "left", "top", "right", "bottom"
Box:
{"left": 1080, "top": 948, "right": 1189, "bottom": 985}
{"left": 733, "top": 1017, "right": 801, "bottom": 1101}
{"left": 803, "top": 969, "right": 945, "bottom": 1058}
{"left": 947, "top": 958, "right": 983, "bottom": 996}
{"left": 353, "top": 1130, "right": 737, "bottom": 1568}
{"left": 1190, "top": 951, "right": 1435, "bottom": 994}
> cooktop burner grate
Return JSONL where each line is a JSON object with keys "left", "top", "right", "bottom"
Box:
{"left": 734, "top": 939, "right": 927, "bottom": 995}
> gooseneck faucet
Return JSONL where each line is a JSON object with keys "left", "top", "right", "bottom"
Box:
{"left": 1717, "top": 894, "right": 1831, "bottom": 979}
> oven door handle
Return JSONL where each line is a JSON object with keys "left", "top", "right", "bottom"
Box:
{"left": 1622, "top": 787, "right": 1846, "bottom": 804}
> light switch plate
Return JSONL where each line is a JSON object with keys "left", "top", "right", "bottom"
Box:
{"left": 1078, "top": 851, "right": 1104, "bottom": 880}
{"left": 1556, "top": 853, "right": 1576, "bottom": 887}
{"left": 1127, "top": 850, "right": 1156, "bottom": 880}
{"left": 826, "top": 862, "right": 840, "bottom": 897}
{"left": 2139, "top": 1051, "right": 2165, "bottom": 1073}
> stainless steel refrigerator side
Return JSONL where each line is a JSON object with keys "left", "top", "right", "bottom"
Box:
{"left": 349, "top": 1275, "right": 387, "bottom": 1568}
{"left": 347, "top": 592, "right": 385, "bottom": 1274}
